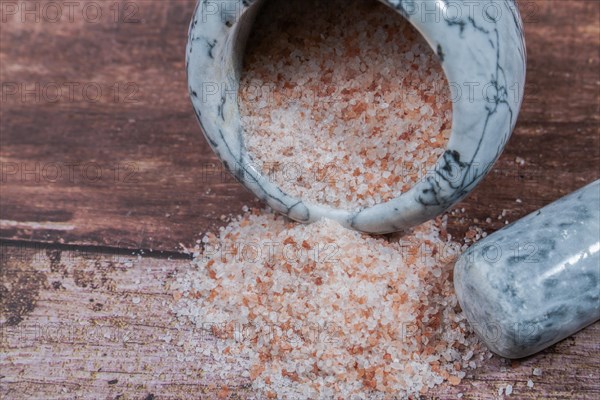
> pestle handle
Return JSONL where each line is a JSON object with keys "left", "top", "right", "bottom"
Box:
{"left": 454, "top": 180, "right": 600, "bottom": 359}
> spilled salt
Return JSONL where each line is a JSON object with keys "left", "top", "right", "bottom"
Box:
{"left": 506, "top": 384, "right": 513, "bottom": 396}
{"left": 171, "top": 209, "right": 483, "bottom": 398}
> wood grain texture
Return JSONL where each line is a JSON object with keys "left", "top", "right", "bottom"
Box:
{"left": 1, "top": 0, "right": 599, "bottom": 398}
{"left": 1, "top": 246, "right": 598, "bottom": 399}
{"left": 0, "top": 0, "right": 258, "bottom": 253}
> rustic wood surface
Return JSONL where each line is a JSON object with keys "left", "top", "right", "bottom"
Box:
{"left": 1, "top": 0, "right": 599, "bottom": 399}
{"left": 1, "top": 246, "right": 599, "bottom": 400}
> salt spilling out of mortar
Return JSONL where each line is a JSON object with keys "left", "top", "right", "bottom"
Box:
{"left": 171, "top": 210, "right": 488, "bottom": 398}
{"left": 239, "top": 0, "right": 452, "bottom": 210}
{"left": 170, "top": 0, "right": 483, "bottom": 398}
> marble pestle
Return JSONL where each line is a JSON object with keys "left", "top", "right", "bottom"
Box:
{"left": 454, "top": 180, "right": 600, "bottom": 359}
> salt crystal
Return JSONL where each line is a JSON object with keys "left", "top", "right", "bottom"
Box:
{"left": 533, "top": 368, "right": 543, "bottom": 376}
{"left": 527, "top": 380, "right": 534, "bottom": 388}
{"left": 506, "top": 384, "right": 513, "bottom": 395}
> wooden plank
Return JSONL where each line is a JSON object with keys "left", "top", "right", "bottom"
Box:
{"left": 1, "top": 244, "right": 599, "bottom": 399}
{"left": 0, "top": 0, "right": 257, "bottom": 253}
{"left": 1, "top": 0, "right": 599, "bottom": 251}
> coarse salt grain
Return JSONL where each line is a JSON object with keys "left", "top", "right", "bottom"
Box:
{"left": 239, "top": 0, "right": 451, "bottom": 210}
{"left": 171, "top": 209, "right": 482, "bottom": 398}
{"left": 505, "top": 384, "right": 513, "bottom": 396}
{"left": 527, "top": 379, "right": 534, "bottom": 388}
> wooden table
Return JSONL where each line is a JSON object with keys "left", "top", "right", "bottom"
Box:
{"left": 1, "top": 0, "right": 598, "bottom": 398}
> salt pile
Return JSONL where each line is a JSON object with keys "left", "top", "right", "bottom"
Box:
{"left": 171, "top": 210, "right": 482, "bottom": 398}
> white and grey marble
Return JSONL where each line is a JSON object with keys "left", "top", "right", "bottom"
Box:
{"left": 186, "top": 0, "right": 527, "bottom": 233}
{"left": 454, "top": 180, "right": 600, "bottom": 359}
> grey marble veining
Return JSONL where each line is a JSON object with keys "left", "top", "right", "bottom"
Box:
{"left": 454, "top": 180, "right": 600, "bottom": 359}
{"left": 186, "top": 0, "right": 526, "bottom": 233}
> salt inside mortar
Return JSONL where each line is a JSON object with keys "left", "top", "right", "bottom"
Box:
{"left": 238, "top": 0, "right": 452, "bottom": 210}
